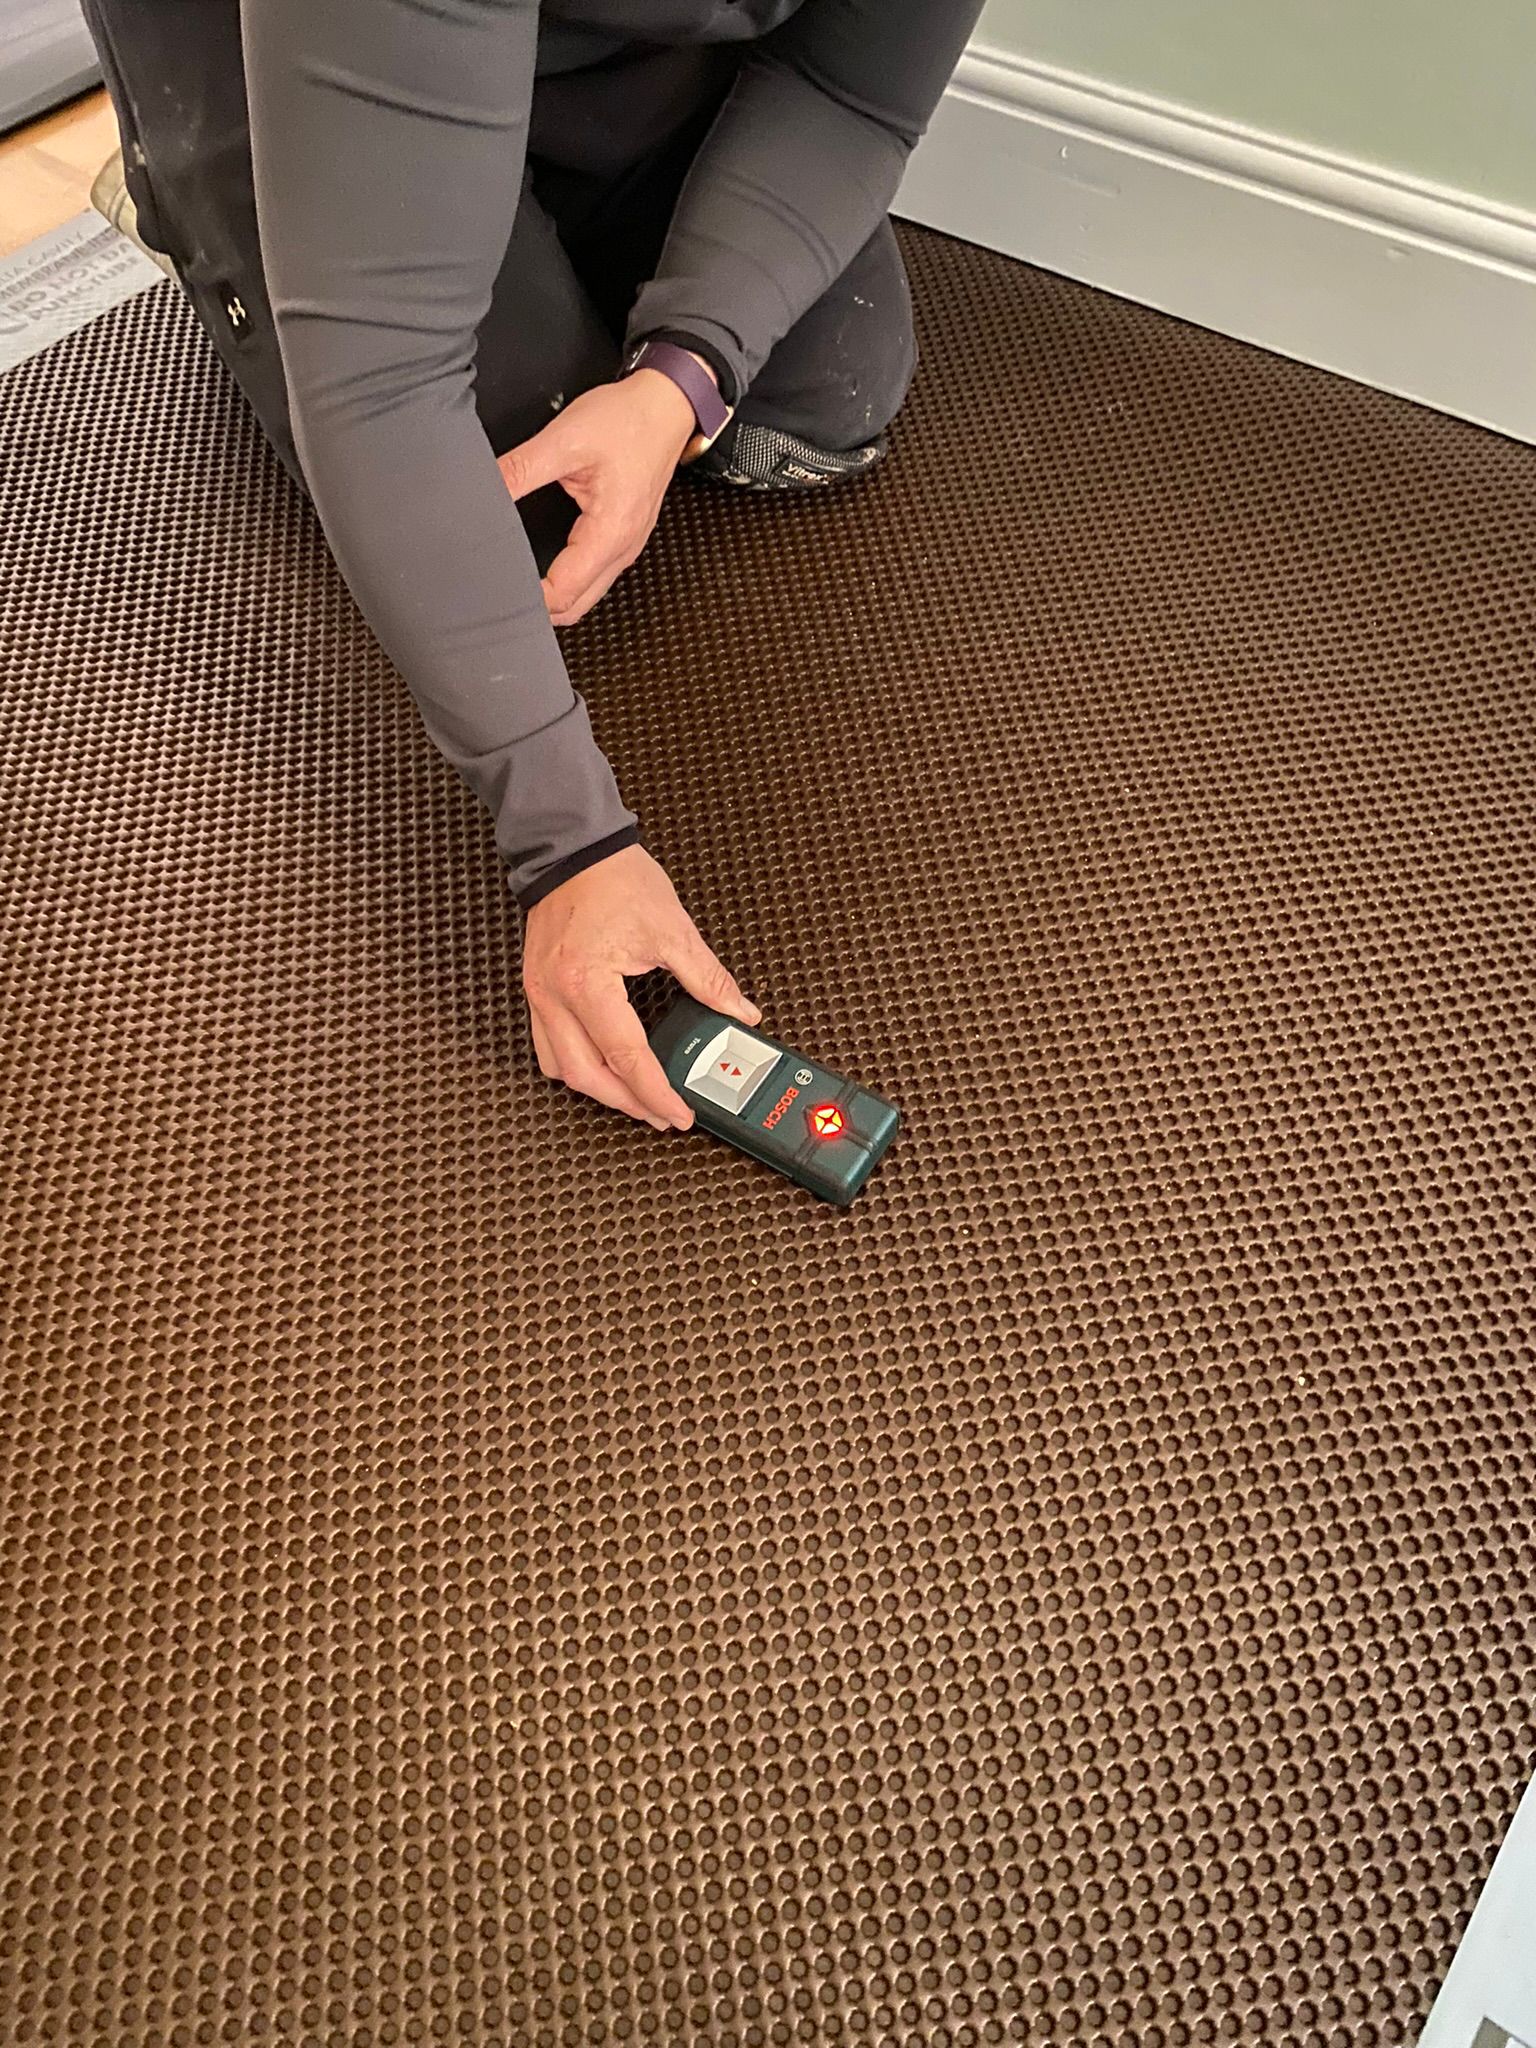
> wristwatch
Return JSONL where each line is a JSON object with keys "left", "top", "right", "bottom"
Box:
{"left": 620, "top": 338, "right": 734, "bottom": 462}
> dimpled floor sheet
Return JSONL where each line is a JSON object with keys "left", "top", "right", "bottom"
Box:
{"left": 2, "top": 227, "right": 1534, "bottom": 2048}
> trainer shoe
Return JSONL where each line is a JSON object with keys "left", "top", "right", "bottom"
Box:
{"left": 690, "top": 418, "right": 888, "bottom": 491}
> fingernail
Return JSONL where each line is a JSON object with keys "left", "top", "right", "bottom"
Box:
{"left": 648, "top": 1116, "right": 669, "bottom": 1132}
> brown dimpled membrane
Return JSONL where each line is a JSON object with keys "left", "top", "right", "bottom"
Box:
{"left": 2, "top": 225, "right": 1535, "bottom": 2046}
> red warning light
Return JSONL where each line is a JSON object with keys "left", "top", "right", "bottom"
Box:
{"left": 809, "top": 1102, "right": 845, "bottom": 1139}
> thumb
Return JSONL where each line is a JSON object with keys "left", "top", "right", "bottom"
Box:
{"left": 498, "top": 420, "right": 572, "bottom": 501}
{"left": 663, "top": 927, "right": 762, "bottom": 1029}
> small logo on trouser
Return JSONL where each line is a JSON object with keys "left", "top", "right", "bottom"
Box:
{"left": 218, "top": 284, "right": 252, "bottom": 337}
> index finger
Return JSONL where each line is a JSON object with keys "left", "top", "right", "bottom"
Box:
{"left": 567, "top": 973, "right": 694, "bottom": 1129}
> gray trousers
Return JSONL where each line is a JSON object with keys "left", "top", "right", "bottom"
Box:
{"left": 84, "top": 7, "right": 916, "bottom": 514}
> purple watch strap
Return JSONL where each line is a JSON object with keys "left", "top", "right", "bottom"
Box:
{"left": 623, "top": 339, "right": 732, "bottom": 445}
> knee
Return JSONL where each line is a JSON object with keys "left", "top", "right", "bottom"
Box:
{"left": 831, "top": 308, "right": 916, "bottom": 450}
{"left": 742, "top": 244, "right": 917, "bottom": 452}
{"left": 797, "top": 296, "right": 916, "bottom": 452}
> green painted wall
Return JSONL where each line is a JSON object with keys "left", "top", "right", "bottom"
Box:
{"left": 976, "top": 0, "right": 1536, "bottom": 211}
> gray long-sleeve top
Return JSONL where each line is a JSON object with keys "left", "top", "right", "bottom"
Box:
{"left": 240, "top": 0, "right": 981, "bottom": 908}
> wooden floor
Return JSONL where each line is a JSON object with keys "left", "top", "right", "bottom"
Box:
{"left": 0, "top": 90, "right": 119, "bottom": 259}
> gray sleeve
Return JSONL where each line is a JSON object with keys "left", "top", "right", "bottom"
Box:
{"left": 239, "top": 0, "right": 638, "bottom": 911}
{"left": 627, "top": 0, "right": 984, "bottom": 399}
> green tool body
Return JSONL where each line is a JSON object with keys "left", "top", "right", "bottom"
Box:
{"left": 649, "top": 996, "right": 900, "bottom": 1206}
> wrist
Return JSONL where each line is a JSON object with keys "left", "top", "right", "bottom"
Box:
{"left": 644, "top": 329, "right": 740, "bottom": 411}
{"left": 516, "top": 824, "right": 642, "bottom": 914}
{"left": 625, "top": 366, "right": 697, "bottom": 454}
{"left": 620, "top": 338, "right": 733, "bottom": 460}
{"left": 681, "top": 349, "right": 718, "bottom": 391}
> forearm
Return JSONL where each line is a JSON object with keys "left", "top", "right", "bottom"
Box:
{"left": 629, "top": 57, "right": 904, "bottom": 402}
{"left": 241, "top": 0, "right": 635, "bottom": 907}
{"left": 628, "top": 0, "right": 984, "bottom": 398}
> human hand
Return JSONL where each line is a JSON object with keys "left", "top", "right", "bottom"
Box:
{"left": 498, "top": 361, "right": 712, "bottom": 626}
{"left": 523, "top": 843, "right": 760, "bottom": 1129}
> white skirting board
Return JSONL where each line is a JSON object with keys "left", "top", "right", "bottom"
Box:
{"left": 896, "top": 44, "right": 1536, "bottom": 448}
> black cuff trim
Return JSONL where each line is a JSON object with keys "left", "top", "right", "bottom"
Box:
{"left": 645, "top": 328, "right": 741, "bottom": 411}
{"left": 514, "top": 824, "right": 642, "bottom": 912}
